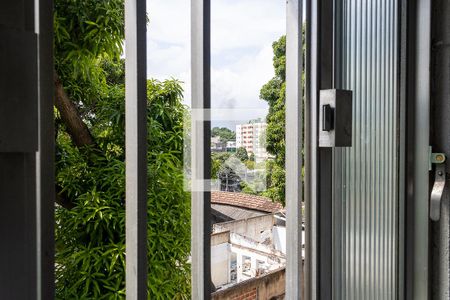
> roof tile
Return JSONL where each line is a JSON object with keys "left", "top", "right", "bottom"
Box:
{"left": 211, "top": 191, "right": 283, "bottom": 213}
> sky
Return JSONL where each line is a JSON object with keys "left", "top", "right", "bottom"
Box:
{"left": 146, "top": 0, "right": 286, "bottom": 128}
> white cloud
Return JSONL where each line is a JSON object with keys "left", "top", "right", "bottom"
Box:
{"left": 211, "top": 0, "right": 285, "bottom": 54}
{"left": 212, "top": 44, "right": 275, "bottom": 110}
{"left": 146, "top": 0, "right": 285, "bottom": 121}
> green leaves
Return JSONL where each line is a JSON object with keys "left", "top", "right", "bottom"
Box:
{"left": 235, "top": 147, "right": 249, "bottom": 162}
{"left": 211, "top": 127, "right": 236, "bottom": 142}
{"left": 54, "top": 1, "right": 190, "bottom": 297}
{"left": 259, "top": 28, "right": 306, "bottom": 205}
{"left": 259, "top": 36, "right": 287, "bottom": 205}
{"left": 56, "top": 75, "right": 191, "bottom": 298}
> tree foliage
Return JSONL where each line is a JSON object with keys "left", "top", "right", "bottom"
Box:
{"left": 211, "top": 127, "right": 236, "bottom": 142}
{"left": 54, "top": 1, "right": 190, "bottom": 298}
{"left": 211, "top": 152, "right": 231, "bottom": 179}
{"left": 260, "top": 30, "right": 305, "bottom": 205}
{"left": 235, "top": 147, "right": 249, "bottom": 162}
{"left": 259, "top": 36, "right": 286, "bottom": 204}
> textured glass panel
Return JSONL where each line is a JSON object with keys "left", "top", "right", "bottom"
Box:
{"left": 333, "top": 0, "right": 399, "bottom": 299}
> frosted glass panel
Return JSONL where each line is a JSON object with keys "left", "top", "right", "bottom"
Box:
{"left": 333, "top": 0, "right": 399, "bottom": 299}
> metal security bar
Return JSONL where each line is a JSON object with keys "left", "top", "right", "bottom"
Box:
{"left": 309, "top": 0, "right": 334, "bottom": 299}
{"left": 285, "top": 0, "right": 304, "bottom": 299}
{"left": 125, "top": 0, "right": 148, "bottom": 299}
{"left": 35, "top": 0, "right": 55, "bottom": 298}
{"left": 191, "top": 0, "right": 212, "bottom": 299}
{"left": 0, "top": 1, "right": 44, "bottom": 298}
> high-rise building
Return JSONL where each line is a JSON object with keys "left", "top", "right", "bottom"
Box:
{"left": 236, "top": 122, "right": 269, "bottom": 162}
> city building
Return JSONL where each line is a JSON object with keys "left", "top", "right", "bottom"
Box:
{"left": 226, "top": 141, "right": 236, "bottom": 152}
{"left": 212, "top": 137, "right": 237, "bottom": 153}
{"left": 211, "top": 136, "right": 227, "bottom": 152}
{"left": 236, "top": 122, "right": 269, "bottom": 162}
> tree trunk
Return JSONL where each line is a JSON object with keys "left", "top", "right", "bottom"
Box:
{"left": 54, "top": 72, "right": 97, "bottom": 209}
{"left": 54, "top": 72, "right": 95, "bottom": 148}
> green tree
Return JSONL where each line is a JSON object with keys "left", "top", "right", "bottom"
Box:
{"left": 211, "top": 152, "right": 232, "bottom": 179}
{"left": 260, "top": 29, "right": 305, "bottom": 205}
{"left": 235, "top": 147, "right": 249, "bottom": 162}
{"left": 259, "top": 36, "right": 286, "bottom": 204}
{"left": 211, "top": 127, "right": 236, "bottom": 142}
{"left": 53, "top": 1, "right": 190, "bottom": 298}
{"left": 218, "top": 165, "right": 241, "bottom": 192}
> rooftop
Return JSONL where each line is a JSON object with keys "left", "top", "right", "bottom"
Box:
{"left": 211, "top": 191, "right": 283, "bottom": 213}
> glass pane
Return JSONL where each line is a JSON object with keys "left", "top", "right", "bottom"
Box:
{"left": 209, "top": 0, "right": 288, "bottom": 297}
{"left": 333, "top": 0, "right": 399, "bottom": 299}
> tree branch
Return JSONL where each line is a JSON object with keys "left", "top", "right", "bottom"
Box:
{"left": 54, "top": 72, "right": 95, "bottom": 148}
{"left": 55, "top": 188, "right": 76, "bottom": 210}
{"left": 54, "top": 71, "right": 98, "bottom": 209}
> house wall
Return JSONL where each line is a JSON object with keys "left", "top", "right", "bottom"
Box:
{"left": 212, "top": 242, "right": 231, "bottom": 287}
{"left": 213, "top": 214, "right": 275, "bottom": 243}
{"left": 273, "top": 226, "right": 286, "bottom": 254}
{"left": 430, "top": 0, "right": 450, "bottom": 299}
{"left": 230, "top": 243, "right": 284, "bottom": 283}
{"left": 211, "top": 230, "right": 231, "bottom": 246}
{"left": 211, "top": 229, "right": 286, "bottom": 289}
{"left": 211, "top": 268, "right": 286, "bottom": 300}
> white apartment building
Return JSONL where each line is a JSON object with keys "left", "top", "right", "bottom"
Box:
{"left": 235, "top": 122, "right": 269, "bottom": 162}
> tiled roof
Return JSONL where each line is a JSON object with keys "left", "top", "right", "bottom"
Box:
{"left": 212, "top": 204, "right": 265, "bottom": 222}
{"left": 211, "top": 191, "right": 283, "bottom": 213}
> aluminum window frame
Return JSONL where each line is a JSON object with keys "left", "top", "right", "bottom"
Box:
{"left": 308, "top": 1, "right": 431, "bottom": 299}
{"left": 404, "top": 0, "right": 431, "bottom": 299}
{"left": 9, "top": 0, "right": 433, "bottom": 298}
{"left": 285, "top": 0, "right": 304, "bottom": 299}
{"left": 29, "top": 0, "right": 431, "bottom": 298}
{"left": 35, "top": 0, "right": 55, "bottom": 298}
{"left": 191, "top": 0, "right": 212, "bottom": 299}
{"left": 308, "top": 0, "right": 334, "bottom": 299}
{"left": 125, "top": 0, "right": 148, "bottom": 299}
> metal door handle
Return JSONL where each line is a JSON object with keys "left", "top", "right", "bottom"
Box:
{"left": 430, "top": 163, "right": 446, "bottom": 221}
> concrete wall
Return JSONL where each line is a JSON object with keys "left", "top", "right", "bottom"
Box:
{"left": 213, "top": 214, "right": 275, "bottom": 243}
{"left": 211, "top": 268, "right": 286, "bottom": 300}
{"left": 272, "top": 226, "right": 286, "bottom": 254}
{"left": 212, "top": 230, "right": 231, "bottom": 246}
{"left": 212, "top": 242, "right": 231, "bottom": 286}
{"left": 231, "top": 243, "right": 284, "bottom": 283}
{"left": 430, "top": 0, "right": 450, "bottom": 299}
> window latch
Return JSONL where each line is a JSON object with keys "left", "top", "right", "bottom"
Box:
{"left": 318, "top": 89, "right": 352, "bottom": 147}
{"left": 430, "top": 151, "right": 446, "bottom": 221}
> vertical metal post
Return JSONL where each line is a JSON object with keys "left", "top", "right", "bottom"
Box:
{"left": 125, "top": 0, "right": 147, "bottom": 299}
{"left": 398, "top": 1, "right": 408, "bottom": 299}
{"left": 429, "top": 0, "right": 450, "bottom": 298}
{"left": 310, "top": 0, "right": 334, "bottom": 299}
{"left": 309, "top": 0, "right": 320, "bottom": 297}
{"left": 35, "top": 0, "right": 55, "bottom": 298}
{"left": 412, "top": 0, "right": 430, "bottom": 298}
{"left": 0, "top": 1, "right": 39, "bottom": 298}
{"left": 285, "top": 0, "right": 303, "bottom": 299}
{"left": 304, "top": 0, "right": 313, "bottom": 297}
{"left": 191, "top": 0, "right": 212, "bottom": 298}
